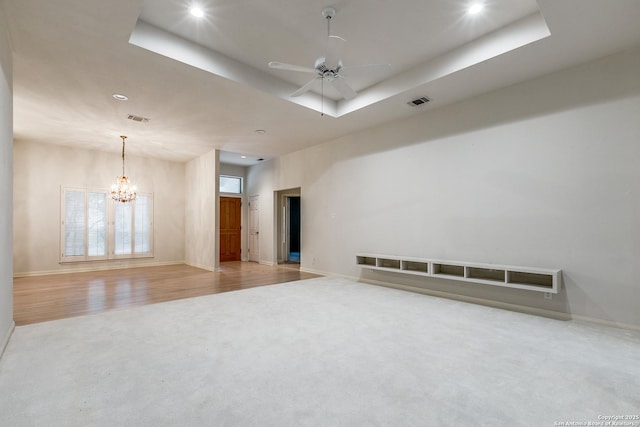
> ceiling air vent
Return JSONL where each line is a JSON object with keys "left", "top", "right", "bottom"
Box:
{"left": 127, "top": 114, "right": 150, "bottom": 123}
{"left": 407, "top": 97, "right": 430, "bottom": 107}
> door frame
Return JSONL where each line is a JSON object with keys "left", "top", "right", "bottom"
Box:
{"left": 219, "top": 196, "right": 242, "bottom": 262}
{"left": 248, "top": 195, "right": 260, "bottom": 262}
{"left": 274, "top": 187, "right": 301, "bottom": 264}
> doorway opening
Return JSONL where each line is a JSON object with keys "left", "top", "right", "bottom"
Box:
{"left": 287, "top": 196, "right": 301, "bottom": 263}
{"left": 275, "top": 188, "right": 301, "bottom": 265}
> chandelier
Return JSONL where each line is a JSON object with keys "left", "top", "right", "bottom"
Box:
{"left": 110, "top": 135, "right": 137, "bottom": 203}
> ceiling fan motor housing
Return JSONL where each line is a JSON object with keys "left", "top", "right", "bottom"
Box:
{"left": 322, "top": 7, "right": 336, "bottom": 20}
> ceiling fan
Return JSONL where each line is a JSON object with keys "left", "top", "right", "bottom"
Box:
{"left": 268, "top": 7, "right": 390, "bottom": 102}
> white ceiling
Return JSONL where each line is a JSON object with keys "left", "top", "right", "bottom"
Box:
{"left": 4, "top": 0, "right": 640, "bottom": 165}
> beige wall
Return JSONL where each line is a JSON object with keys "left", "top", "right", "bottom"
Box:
{"left": 13, "top": 140, "right": 186, "bottom": 275}
{"left": 185, "top": 149, "right": 219, "bottom": 270}
{"left": 246, "top": 46, "right": 640, "bottom": 329}
{"left": 0, "top": 3, "right": 14, "bottom": 356}
{"left": 219, "top": 163, "right": 246, "bottom": 180}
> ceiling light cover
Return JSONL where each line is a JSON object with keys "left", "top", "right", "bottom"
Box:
{"left": 190, "top": 7, "right": 204, "bottom": 18}
{"left": 112, "top": 93, "right": 128, "bottom": 101}
{"left": 467, "top": 3, "right": 485, "bottom": 15}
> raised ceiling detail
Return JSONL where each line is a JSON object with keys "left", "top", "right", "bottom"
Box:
{"left": 130, "top": 1, "right": 549, "bottom": 117}
{"left": 6, "top": 0, "right": 640, "bottom": 164}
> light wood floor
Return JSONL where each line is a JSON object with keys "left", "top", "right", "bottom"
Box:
{"left": 13, "top": 262, "right": 319, "bottom": 326}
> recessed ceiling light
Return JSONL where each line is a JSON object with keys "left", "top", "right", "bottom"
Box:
{"left": 112, "top": 93, "right": 128, "bottom": 101}
{"left": 241, "top": 156, "right": 247, "bottom": 159}
{"left": 190, "top": 6, "right": 204, "bottom": 18}
{"left": 467, "top": 3, "right": 484, "bottom": 15}
{"left": 254, "top": 129, "right": 266, "bottom": 134}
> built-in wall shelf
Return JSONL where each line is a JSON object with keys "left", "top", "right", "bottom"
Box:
{"left": 356, "top": 253, "right": 561, "bottom": 294}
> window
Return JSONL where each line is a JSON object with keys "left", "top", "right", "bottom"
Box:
{"left": 220, "top": 175, "right": 242, "bottom": 194}
{"left": 114, "top": 201, "right": 132, "bottom": 256}
{"left": 60, "top": 188, "right": 153, "bottom": 262}
{"left": 88, "top": 191, "right": 108, "bottom": 257}
{"left": 61, "top": 189, "right": 107, "bottom": 261}
{"left": 112, "top": 193, "right": 153, "bottom": 258}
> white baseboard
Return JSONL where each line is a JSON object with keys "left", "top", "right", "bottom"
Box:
{"left": 360, "top": 277, "right": 640, "bottom": 332}
{"left": 0, "top": 321, "right": 15, "bottom": 360}
{"left": 259, "top": 260, "right": 275, "bottom": 267}
{"left": 184, "top": 262, "right": 216, "bottom": 272}
{"left": 14, "top": 261, "right": 186, "bottom": 278}
{"left": 565, "top": 313, "right": 640, "bottom": 332}
{"left": 300, "top": 268, "right": 640, "bottom": 332}
{"left": 300, "top": 266, "right": 339, "bottom": 277}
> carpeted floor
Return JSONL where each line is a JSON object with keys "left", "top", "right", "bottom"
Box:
{"left": 1, "top": 277, "right": 639, "bottom": 426}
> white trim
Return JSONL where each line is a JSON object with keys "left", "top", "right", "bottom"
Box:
{"left": 184, "top": 262, "right": 216, "bottom": 272}
{"left": 13, "top": 261, "right": 185, "bottom": 278}
{"left": 299, "top": 266, "right": 333, "bottom": 276}
{"left": 362, "top": 278, "right": 640, "bottom": 332}
{"left": 299, "top": 267, "right": 640, "bottom": 332}
{"left": 0, "top": 321, "right": 15, "bottom": 360}
{"left": 248, "top": 195, "right": 260, "bottom": 263}
{"left": 565, "top": 314, "right": 640, "bottom": 333}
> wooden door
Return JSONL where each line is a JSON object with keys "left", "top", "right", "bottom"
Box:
{"left": 248, "top": 195, "right": 259, "bottom": 262}
{"left": 220, "top": 197, "right": 241, "bottom": 262}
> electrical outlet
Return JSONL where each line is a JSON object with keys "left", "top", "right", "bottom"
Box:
{"left": 544, "top": 292, "right": 552, "bottom": 300}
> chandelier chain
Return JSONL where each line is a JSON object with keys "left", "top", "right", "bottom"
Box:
{"left": 121, "top": 135, "right": 126, "bottom": 176}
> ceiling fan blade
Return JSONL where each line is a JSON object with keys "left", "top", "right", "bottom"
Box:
{"left": 268, "top": 61, "right": 316, "bottom": 73}
{"left": 328, "top": 34, "right": 346, "bottom": 42}
{"left": 331, "top": 76, "right": 357, "bottom": 100}
{"left": 340, "top": 63, "right": 391, "bottom": 77}
{"left": 291, "top": 77, "right": 322, "bottom": 97}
